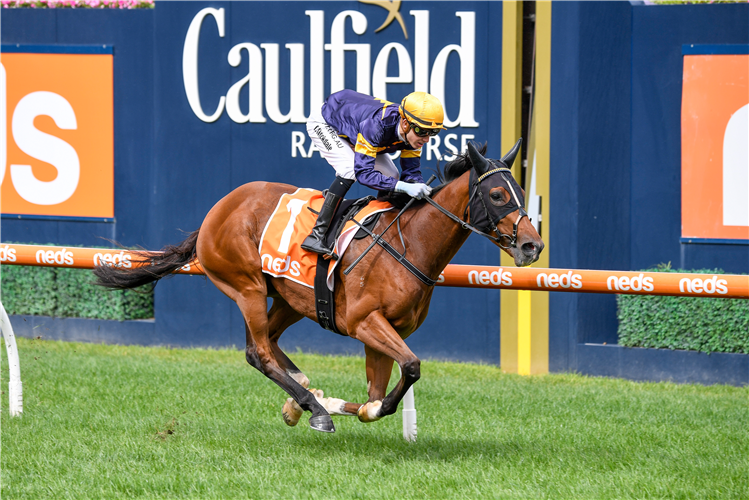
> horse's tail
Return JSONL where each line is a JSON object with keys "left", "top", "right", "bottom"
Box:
{"left": 92, "top": 229, "right": 200, "bottom": 290}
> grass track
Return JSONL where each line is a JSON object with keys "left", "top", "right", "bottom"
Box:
{"left": 2, "top": 337, "right": 747, "bottom": 499}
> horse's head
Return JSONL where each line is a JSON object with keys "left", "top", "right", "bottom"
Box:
{"left": 464, "top": 140, "right": 544, "bottom": 267}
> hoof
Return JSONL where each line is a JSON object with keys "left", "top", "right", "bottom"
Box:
{"left": 282, "top": 398, "right": 303, "bottom": 427}
{"left": 357, "top": 400, "right": 382, "bottom": 423}
{"left": 309, "top": 415, "right": 335, "bottom": 433}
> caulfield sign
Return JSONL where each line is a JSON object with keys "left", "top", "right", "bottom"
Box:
{"left": 183, "top": 5, "right": 479, "bottom": 162}
{"left": 1, "top": 48, "right": 114, "bottom": 219}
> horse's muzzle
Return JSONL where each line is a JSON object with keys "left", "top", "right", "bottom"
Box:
{"left": 514, "top": 239, "right": 544, "bottom": 267}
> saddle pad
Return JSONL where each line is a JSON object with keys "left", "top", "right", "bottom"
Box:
{"left": 258, "top": 188, "right": 393, "bottom": 290}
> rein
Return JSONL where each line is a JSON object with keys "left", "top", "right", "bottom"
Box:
{"left": 343, "top": 175, "right": 438, "bottom": 287}
{"left": 343, "top": 206, "right": 437, "bottom": 287}
{"left": 342, "top": 167, "right": 527, "bottom": 287}
{"left": 427, "top": 167, "right": 528, "bottom": 250}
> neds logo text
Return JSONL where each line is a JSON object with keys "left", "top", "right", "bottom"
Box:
{"left": 35, "top": 248, "right": 74, "bottom": 266}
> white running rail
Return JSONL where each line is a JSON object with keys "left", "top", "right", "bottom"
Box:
{"left": 1, "top": 302, "right": 23, "bottom": 416}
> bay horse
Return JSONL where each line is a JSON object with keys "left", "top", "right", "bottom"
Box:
{"left": 94, "top": 141, "right": 543, "bottom": 433}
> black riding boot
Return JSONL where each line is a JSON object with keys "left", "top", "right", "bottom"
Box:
{"left": 301, "top": 177, "right": 353, "bottom": 258}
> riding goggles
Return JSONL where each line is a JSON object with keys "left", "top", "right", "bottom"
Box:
{"left": 409, "top": 122, "right": 441, "bottom": 137}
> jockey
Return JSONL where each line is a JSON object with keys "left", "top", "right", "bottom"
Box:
{"left": 301, "top": 89, "right": 446, "bottom": 258}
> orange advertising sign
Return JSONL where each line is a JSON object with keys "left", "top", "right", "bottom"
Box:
{"left": 1, "top": 50, "right": 113, "bottom": 218}
{"left": 681, "top": 53, "right": 749, "bottom": 241}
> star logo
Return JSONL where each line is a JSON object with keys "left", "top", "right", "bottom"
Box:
{"left": 359, "top": 0, "right": 408, "bottom": 39}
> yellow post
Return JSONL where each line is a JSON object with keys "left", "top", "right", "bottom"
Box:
{"left": 502, "top": 1, "right": 552, "bottom": 375}
{"left": 528, "top": 1, "right": 551, "bottom": 375}
{"left": 517, "top": 290, "right": 532, "bottom": 375}
{"left": 500, "top": 0, "right": 524, "bottom": 373}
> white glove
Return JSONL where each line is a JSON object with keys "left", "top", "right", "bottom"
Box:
{"left": 395, "top": 181, "right": 432, "bottom": 199}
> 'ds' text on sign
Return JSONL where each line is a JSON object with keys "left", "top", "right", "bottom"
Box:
{"left": 2, "top": 51, "right": 113, "bottom": 218}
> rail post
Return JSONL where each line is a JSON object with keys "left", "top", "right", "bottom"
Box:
{"left": 402, "top": 386, "right": 417, "bottom": 442}
{"left": 1, "top": 302, "right": 23, "bottom": 417}
{"left": 398, "top": 365, "right": 417, "bottom": 442}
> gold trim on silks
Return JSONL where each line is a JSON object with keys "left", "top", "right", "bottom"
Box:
{"left": 355, "top": 134, "right": 383, "bottom": 158}
{"left": 401, "top": 149, "right": 422, "bottom": 159}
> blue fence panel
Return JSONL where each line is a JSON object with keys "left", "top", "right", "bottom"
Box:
{"left": 549, "top": 1, "right": 749, "bottom": 374}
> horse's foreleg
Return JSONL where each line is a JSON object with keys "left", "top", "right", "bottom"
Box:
{"left": 239, "top": 294, "right": 335, "bottom": 433}
{"left": 364, "top": 345, "right": 394, "bottom": 402}
{"left": 353, "top": 312, "right": 421, "bottom": 422}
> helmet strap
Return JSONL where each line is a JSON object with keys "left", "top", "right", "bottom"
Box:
{"left": 399, "top": 118, "right": 413, "bottom": 144}
{"left": 401, "top": 117, "right": 411, "bottom": 134}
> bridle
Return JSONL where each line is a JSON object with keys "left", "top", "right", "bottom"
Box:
{"left": 345, "top": 141, "right": 528, "bottom": 288}
{"left": 424, "top": 166, "right": 528, "bottom": 250}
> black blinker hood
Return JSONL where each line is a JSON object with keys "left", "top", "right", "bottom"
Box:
{"left": 466, "top": 140, "right": 525, "bottom": 231}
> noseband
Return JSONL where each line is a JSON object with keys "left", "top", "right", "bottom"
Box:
{"left": 425, "top": 167, "right": 528, "bottom": 249}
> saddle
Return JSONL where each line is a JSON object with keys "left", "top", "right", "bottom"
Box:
{"left": 314, "top": 195, "right": 385, "bottom": 335}
{"left": 322, "top": 195, "right": 384, "bottom": 248}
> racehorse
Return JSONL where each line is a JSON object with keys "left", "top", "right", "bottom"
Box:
{"left": 93, "top": 141, "right": 544, "bottom": 433}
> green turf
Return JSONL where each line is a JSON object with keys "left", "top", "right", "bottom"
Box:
{"left": 2, "top": 337, "right": 747, "bottom": 499}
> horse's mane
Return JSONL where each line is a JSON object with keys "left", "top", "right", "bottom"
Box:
{"left": 426, "top": 142, "right": 487, "bottom": 196}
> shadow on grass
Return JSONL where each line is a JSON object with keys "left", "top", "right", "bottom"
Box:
{"left": 274, "top": 426, "right": 528, "bottom": 464}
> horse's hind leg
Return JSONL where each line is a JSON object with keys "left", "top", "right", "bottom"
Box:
{"left": 197, "top": 206, "right": 333, "bottom": 432}
{"left": 267, "top": 297, "right": 362, "bottom": 424}
{"left": 267, "top": 298, "right": 308, "bottom": 388}
{"left": 265, "top": 297, "right": 309, "bottom": 426}
{"left": 238, "top": 292, "right": 336, "bottom": 432}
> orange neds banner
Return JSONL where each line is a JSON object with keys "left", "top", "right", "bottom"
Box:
{"left": 1, "top": 243, "right": 747, "bottom": 299}
{"left": 2, "top": 51, "right": 114, "bottom": 218}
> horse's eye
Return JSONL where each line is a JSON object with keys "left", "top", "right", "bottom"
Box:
{"left": 489, "top": 189, "right": 508, "bottom": 206}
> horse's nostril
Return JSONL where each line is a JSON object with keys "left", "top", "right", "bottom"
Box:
{"left": 521, "top": 242, "right": 537, "bottom": 256}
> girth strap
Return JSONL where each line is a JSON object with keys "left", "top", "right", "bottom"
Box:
{"left": 314, "top": 254, "right": 343, "bottom": 335}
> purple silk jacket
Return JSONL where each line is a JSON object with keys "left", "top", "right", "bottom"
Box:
{"left": 321, "top": 90, "right": 425, "bottom": 191}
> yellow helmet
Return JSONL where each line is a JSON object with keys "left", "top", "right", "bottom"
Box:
{"left": 399, "top": 92, "right": 446, "bottom": 130}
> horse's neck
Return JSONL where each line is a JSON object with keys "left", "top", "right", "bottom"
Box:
{"left": 408, "top": 171, "right": 472, "bottom": 279}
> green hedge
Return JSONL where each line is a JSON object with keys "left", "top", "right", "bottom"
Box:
{"left": 0, "top": 246, "right": 153, "bottom": 321}
{"left": 617, "top": 265, "right": 749, "bottom": 354}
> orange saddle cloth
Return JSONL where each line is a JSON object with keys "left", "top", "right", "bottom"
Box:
{"left": 258, "top": 188, "right": 393, "bottom": 290}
